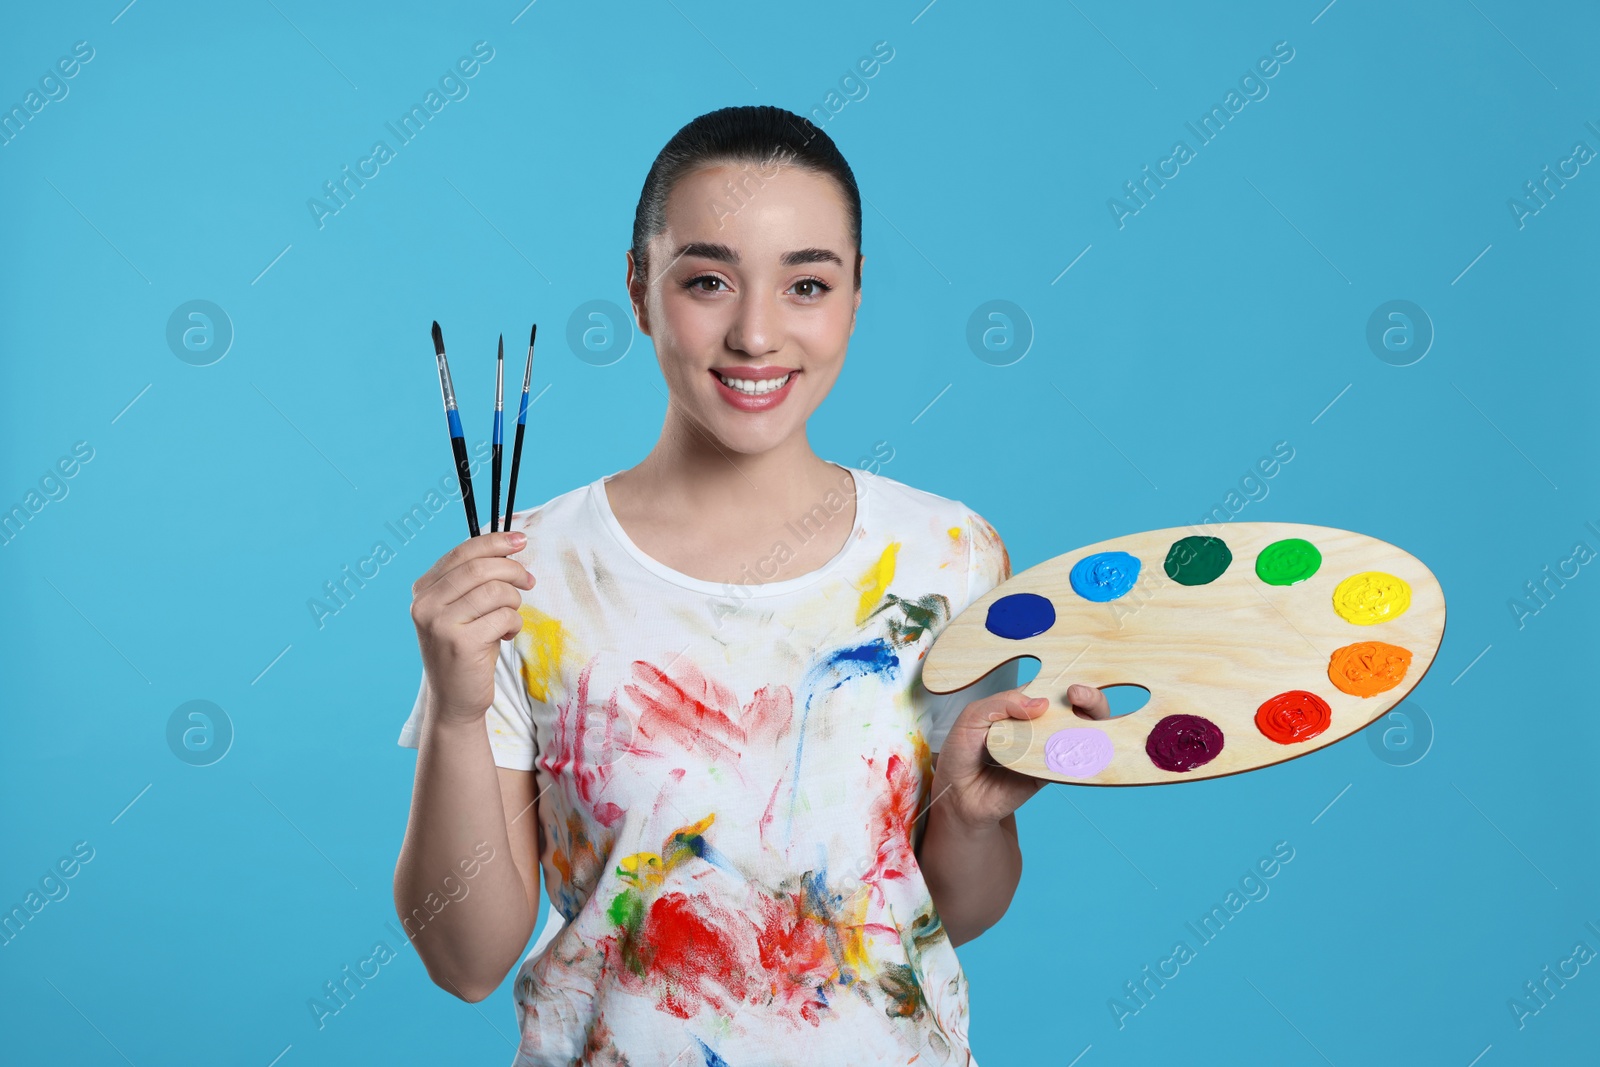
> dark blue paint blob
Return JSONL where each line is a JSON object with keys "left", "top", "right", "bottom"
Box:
{"left": 985, "top": 592, "right": 1056, "bottom": 640}
{"left": 1069, "top": 551, "right": 1142, "bottom": 602}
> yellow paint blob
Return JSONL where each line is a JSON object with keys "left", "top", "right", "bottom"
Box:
{"left": 516, "top": 604, "right": 567, "bottom": 703}
{"left": 1331, "top": 571, "right": 1411, "bottom": 625}
{"left": 855, "top": 541, "right": 900, "bottom": 624}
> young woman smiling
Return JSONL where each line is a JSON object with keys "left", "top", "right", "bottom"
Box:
{"left": 394, "top": 105, "right": 1110, "bottom": 1065}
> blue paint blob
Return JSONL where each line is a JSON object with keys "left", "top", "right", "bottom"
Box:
{"left": 985, "top": 592, "right": 1056, "bottom": 640}
{"left": 1069, "top": 551, "right": 1142, "bottom": 602}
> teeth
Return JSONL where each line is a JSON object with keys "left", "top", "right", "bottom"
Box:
{"left": 716, "top": 371, "right": 792, "bottom": 395}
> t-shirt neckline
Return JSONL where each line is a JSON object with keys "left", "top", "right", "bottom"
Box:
{"left": 589, "top": 463, "right": 869, "bottom": 598}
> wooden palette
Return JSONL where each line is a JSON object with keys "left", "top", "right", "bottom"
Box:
{"left": 922, "top": 522, "right": 1446, "bottom": 786}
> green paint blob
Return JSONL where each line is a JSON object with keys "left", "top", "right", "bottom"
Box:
{"left": 1163, "top": 536, "right": 1232, "bottom": 586}
{"left": 1255, "top": 538, "right": 1323, "bottom": 586}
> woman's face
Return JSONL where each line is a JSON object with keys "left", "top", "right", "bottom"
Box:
{"left": 627, "top": 160, "right": 862, "bottom": 457}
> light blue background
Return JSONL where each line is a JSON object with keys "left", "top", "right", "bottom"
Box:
{"left": 2, "top": 1, "right": 1596, "bottom": 1063}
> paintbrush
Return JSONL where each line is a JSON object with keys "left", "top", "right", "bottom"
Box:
{"left": 430, "top": 320, "right": 480, "bottom": 538}
{"left": 491, "top": 334, "right": 504, "bottom": 533}
{"left": 502, "top": 324, "right": 536, "bottom": 532}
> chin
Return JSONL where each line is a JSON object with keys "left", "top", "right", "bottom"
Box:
{"left": 707, "top": 416, "right": 799, "bottom": 456}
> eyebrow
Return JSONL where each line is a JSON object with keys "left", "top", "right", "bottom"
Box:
{"left": 671, "top": 242, "right": 845, "bottom": 269}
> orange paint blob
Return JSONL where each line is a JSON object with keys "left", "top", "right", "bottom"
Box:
{"left": 1327, "top": 641, "right": 1413, "bottom": 697}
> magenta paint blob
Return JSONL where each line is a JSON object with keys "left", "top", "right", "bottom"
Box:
{"left": 1145, "top": 714, "right": 1225, "bottom": 772}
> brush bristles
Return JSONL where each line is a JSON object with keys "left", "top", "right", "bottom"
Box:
{"left": 431, "top": 320, "right": 445, "bottom": 355}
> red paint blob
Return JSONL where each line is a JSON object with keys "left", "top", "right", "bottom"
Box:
{"left": 1255, "top": 690, "right": 1333, "bottom": 745}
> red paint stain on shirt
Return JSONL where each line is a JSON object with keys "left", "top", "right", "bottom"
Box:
{"left": 636, "top": 891, "right": 751, "bottom": 1020}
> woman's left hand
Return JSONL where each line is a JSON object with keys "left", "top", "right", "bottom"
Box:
{"left": 930, "top": 684, "right": 1110, "bottom": 830}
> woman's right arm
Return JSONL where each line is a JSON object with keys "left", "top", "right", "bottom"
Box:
{"left": 393, "top": 530, "right": 543, "bottom": 1002}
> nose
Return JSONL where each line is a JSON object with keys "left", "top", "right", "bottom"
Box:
{"left": 725, "top": 288, "right": 782, "bottom": 358}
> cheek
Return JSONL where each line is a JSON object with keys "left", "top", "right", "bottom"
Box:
{"left": 793, "top": 307, "right": 853, "bottom": 386}
{"left": 798, "top": 299, "right": 855, "bottom": 356}
{"left": 656, "top": 289, "right": 726, "bottom": 350}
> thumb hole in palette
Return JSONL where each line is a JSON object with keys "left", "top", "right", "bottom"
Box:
{"left": 1071, "top": 683, "right": 1151, "bottom": 720}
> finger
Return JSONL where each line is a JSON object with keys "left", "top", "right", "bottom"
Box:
{"left": 419, "top": 579, "right": 524, "bottom": 639}
{"left": 1067, "top": 683, "right": 1111, "bottom": 720}
{"left": 413, "top": 532, "right": 521, "bottom": 597}
{"left": 1009, "top": 690, "right": 1052, "bottom": 719}
{"left": 966, "top": 688, "right": 1049, "bottom": 725}
{"left": 434, "top": 579, "right": 526, "bottom": 629}
{"left": 464, "top": 605, "right": 525, "bottom": 646}
{"left": 431, "top": 557, "right": 534, "bottom": 611}
{"left": 413, "top": 531, "right": 525, "bottom": 596}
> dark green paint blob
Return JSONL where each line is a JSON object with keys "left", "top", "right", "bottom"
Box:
{"left": 1163, "top": 536, "right": 1232, "bottom": 586}
{"left": 1255, "top": 538, "right": 1322, "bottom": 586}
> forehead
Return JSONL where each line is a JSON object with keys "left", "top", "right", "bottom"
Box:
{"left": 658, "top": 160, "right": 854, "bottom": 253}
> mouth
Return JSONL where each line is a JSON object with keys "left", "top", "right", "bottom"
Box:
{"left": 710, "top": 368, "right": 799, "bottom": 411}
{"left": 712, "top": 369, "right": 795, "bottom": 394}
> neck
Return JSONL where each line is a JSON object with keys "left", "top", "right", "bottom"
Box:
{"left": 623, "top": 400, "right": 838, "bottom": 524}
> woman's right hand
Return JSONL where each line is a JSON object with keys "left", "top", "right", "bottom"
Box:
{"left": 410, "top": 530, "right": 535, "bottom": 727}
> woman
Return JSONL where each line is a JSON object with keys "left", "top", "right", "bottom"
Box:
{"left": 395, "top": 105, "right": 1110, "bottom": 1065}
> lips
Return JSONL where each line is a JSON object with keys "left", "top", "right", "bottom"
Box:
{"left": 710, "top": 368, "right": 799, "bottom": 411}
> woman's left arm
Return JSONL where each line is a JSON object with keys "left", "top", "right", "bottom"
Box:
{"left": 916, "top": 683, "right": 1109, "bottom": 946}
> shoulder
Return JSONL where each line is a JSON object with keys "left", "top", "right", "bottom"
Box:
{"left": 855, "top": 468, "right": 1011, "bottom": 585}
{"left": 502, "top": 479, "right": 597, "bottom": 543}
{"left": 856, "top": 467, "right": 970, "bottom": 529}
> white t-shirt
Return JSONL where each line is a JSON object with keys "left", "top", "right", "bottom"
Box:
{"left": 398, "top": 463, "right": 1016, "bottom": 1065}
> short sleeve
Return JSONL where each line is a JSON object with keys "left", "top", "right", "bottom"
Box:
{"left": 397, "top": 637, "right": 538, "bottom": 771}
{"left": 916, "top": 507, "right": 1019, "bottom": 753}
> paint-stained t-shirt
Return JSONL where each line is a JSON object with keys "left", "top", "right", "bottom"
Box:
{"left": 398, "top": 463, "right": 1016, "bottom": 1066}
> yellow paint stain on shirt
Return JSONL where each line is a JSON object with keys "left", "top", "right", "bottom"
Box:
{"left": 941, "top": 526, "right": 963, "bottom": 569}
{"left": 838, "top": 886, "right": 873, "bottom": 977}
{"left": 516, "top": 604, "right": 566, "bottom": 704}
{"left": 617, "top": 852, "right": 664, "bottom": 889}
{"left": 855, "top": 542, "right": 900, "bottom": 624}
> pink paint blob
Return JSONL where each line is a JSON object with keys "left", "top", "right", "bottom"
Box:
{"left": 1043, "top": 727, "right": 1115, "bottom": 778}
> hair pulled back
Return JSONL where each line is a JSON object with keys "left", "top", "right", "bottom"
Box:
{"left": 630, "top": 105, "right": 862, "bottom": 289}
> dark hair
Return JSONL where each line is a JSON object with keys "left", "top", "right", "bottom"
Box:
{"left": 630, "top": 105, "right": 863, "bottom": 289}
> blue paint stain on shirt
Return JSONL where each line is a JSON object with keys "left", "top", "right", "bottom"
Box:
{"left": 695, "top": 1036, "right": 732, "bottom": 1066}
{"left": 786, "top": 640, "right": 902, "bottom": 838}
{"left": 807, "top": 639, "right": 901, "bottom": 696}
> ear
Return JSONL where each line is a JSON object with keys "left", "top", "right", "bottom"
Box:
{"left": 849, "top": 255, "right": 864, "bottom": 335}
{"left": 625, "top": 250, "right": 652, "bottom": 337}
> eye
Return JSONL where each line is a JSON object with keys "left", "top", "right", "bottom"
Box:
{"left": 790, "top": 276, "right": 833, "bottom": 299}
{"left": 683, "top": 274, "right": 728, "bottom": 293}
